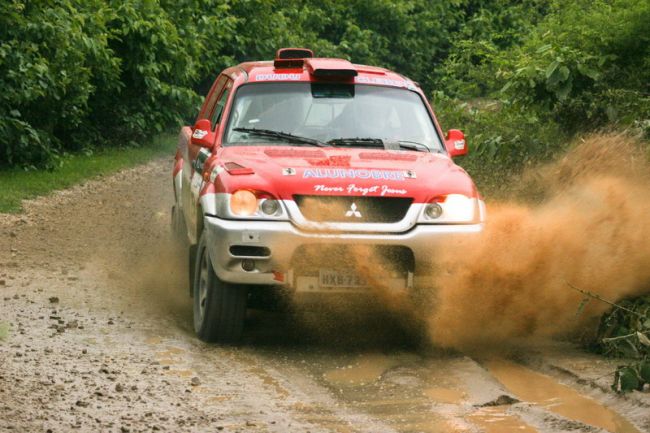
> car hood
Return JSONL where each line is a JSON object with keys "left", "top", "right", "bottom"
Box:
{"left": 213, "top": 145, "right": 477, "bottom": 203}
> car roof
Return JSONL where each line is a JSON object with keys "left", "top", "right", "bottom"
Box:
{"left": 221, "top": 57, "right": 421, "bottom": 93}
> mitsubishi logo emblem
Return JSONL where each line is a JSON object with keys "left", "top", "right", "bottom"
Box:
{"left": 345, "top": 203, "right": 362, "bottom": 218}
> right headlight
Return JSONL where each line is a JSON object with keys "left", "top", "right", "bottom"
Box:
{"left": 418, "top": 194, "right": 483, "bottom": 224}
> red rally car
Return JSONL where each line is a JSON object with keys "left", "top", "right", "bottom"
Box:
{"left": 172, "top": 48, "right": 485, "bottom": 343}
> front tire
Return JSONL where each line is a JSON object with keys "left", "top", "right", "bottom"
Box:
{"left": 193, "top": 232, "right": 247, "bottom": 343}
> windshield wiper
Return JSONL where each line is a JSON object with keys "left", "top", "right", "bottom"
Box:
{"left": 327, "top": 137, "right": 384, "bottom": 147}
{"left": 232, "top": 127, "right": 329, "bottom": 147}
{"left": 396, "top": 140, "right": 434, "bottom": 152}
{"left": 328, "top": 137, "right": 431, "bottom": 152}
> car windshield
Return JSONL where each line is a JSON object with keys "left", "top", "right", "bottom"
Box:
{"left": 223, "top": 82, "right": 444, "bottom": 151}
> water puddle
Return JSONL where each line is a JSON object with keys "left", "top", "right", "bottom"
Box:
{"left": 469, "top": 407, "right": 539, "bottom": 433}
{"left": 145, "top": 336, "right": 162, "bottom": 345}
{"left": 398, "top": 419, "right": 460, "bottom": 433}
{"left": 159, "top": 346, "right": 185, "bottom": 355}
{"left": 484, "top": 359, "right": 641, "bottom": 433}
{"left": 165, "top": 369, "right": 194, "bottom": 378}
{"left": 323, "top": 354, "right": 400, "bottom": 386}
{"left": 206, "top": 395, "right": 232, "bottom": 406}
{"left": 423, "top": 387, "right": 466, "bottom": 404}
{"left": 155, "top": 346, "right": 186, "bottom": 366}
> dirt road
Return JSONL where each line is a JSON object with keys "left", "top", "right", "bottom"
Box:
{"left": 1, "top": 158, "right": 649, "bottom": 433}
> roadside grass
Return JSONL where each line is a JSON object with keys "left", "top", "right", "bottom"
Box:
{"left": 0, "top": 135, "right": 176, "bottom": 213}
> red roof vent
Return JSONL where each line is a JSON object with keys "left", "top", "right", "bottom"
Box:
{"left": 305, "top": 58, "right": 358, "bottom": 78}
{"left": 274, "top": 48, "right": 313, "bottom": 68}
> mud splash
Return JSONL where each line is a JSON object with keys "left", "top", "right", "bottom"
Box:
{"left": 425, "top": 134, "right": 650, "bottom": 349}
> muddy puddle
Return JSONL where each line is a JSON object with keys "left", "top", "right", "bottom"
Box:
{"left": 423, "top": 387, "right": 466, "bottom": 404}
{"left": 484, "top": 359, "right": 642, "bottom": 433}
{"left": 323, "top": 354, "right": 401, "bottom": 386}
{"left": 469, "top": 407, "right": 539, "bottom": 433}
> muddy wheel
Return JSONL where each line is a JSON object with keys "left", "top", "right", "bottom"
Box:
{"left": 171, "top": 205, "right": 186, "bottom": 242}
{"left": 192, "top": 232, "right": 247, "bottom": 343}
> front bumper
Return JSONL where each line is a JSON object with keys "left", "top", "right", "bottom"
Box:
{"left": 203, "top": 215, "right": 482, "bottom": 288}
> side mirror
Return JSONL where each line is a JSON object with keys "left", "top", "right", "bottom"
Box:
{"left": 445, "top": 129, "right": 467, "bottom": 157}
{"left": 191, "top": 119, "right": 215, "bottom": 148}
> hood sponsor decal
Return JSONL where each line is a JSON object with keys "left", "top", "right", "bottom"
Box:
{"left": 314, "top": 184, "right": 407, "bottom": 196}
{"left": 303, "top": 168, "right": 405, "bottom": 181}
{"left": 282, "top": 168, "right": 296, "bottom": 176}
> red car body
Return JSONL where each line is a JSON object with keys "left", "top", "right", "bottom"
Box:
{"left": 172, "top": 49, "right": 484, "bottom": 342}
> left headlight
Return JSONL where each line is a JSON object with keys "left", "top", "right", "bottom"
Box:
{"left": 418, "top": 194, "right": 482, "bottom": 224}
{"left": 214, "top": 190, "right": 288, "bottom": 220}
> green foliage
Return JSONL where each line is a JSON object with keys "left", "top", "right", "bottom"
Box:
{"left": 596, "top": 296, "right": 650, "bottom": 393}
{"left": 0, "top": 0, "right": 234, "bottom": 168}
{"left": 440, "top": 0, "right": 549, "bottom": 98}
{"left": 1, "top": 0, "right": 648, "bottom": 170}
{"left": 0, "top": 0, "right": 469, "bottom": 168}
{"left": 495, "top": 0, "right": 650, "bottom": 132}
{"left": 433, "top": 91, "right": 567, "bottom": 197}
{"left": 0, "top": 0, "right": 120, "bottom": 167}
{"left": 470, "top": 0, "right": 650, "bottom": 132}
{"left": 597, "top": 296, "right": 650, "bottom": 358}
{"left": 433, "top": 0, "right": 649, "bottom": 191}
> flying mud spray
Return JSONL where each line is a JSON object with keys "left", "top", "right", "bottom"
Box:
{"left": 361, "top": 133, "right": 650, "bottom": 351}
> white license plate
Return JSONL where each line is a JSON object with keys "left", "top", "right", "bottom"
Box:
{"left": 319, "top": 269, "right": 368, "bottom": 289}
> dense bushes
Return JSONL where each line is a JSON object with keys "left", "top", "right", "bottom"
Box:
{"left": 435, "top": 0, "right": 650, "bottom": 186}
{"left": 0, "top": 0, "right": 233, "bottom": 168}
{"left": 1, "top": 0, "right": 648, "bottom": 169}
{"left": 1, "top": 0, "right": 465, "bottom": 168}
{"left": 1, "top": 1, "right": 118, "bottom": 167}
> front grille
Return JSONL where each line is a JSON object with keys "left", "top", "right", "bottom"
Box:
{"left": 293, "top": 195, "right": 412, "bottom": 223}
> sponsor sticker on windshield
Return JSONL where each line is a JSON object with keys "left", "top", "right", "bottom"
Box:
{"left": 255, "top": 73, "right": 302, "bottom": 81}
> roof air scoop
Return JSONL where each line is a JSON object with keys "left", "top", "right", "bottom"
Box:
{"left": 305, "top": 58, "right": 358, "bottom": 78}
{"left": 274, "top": 48, "right": 314, "bottom": 68}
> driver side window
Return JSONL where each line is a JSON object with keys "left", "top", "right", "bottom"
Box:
{"left": 210, "top": 82, "right": 232, "bottom": 129}
{"left": 199, "top": 76, "right": 233, "bottom": 130}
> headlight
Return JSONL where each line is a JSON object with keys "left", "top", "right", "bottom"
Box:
{"left": 230, "top": 190, "right": 258, "bottom": 216}
{"left": 213, "top": 190, "right": 287, "bottom": 220}
{"left": 418, "top": 194, "right": 480, "bottom": 224}
{"left": 259, "top": 198, "right": 281, "bottom": 216}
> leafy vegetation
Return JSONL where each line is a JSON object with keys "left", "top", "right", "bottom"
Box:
{"left": 435, "top": 0, "right": 650, "bottom": 193}
{"left": 2, "top": 0, "right": 647, "bottom": 172}
{"left": 596, "top": 296, "right": 650, "bottom": 393}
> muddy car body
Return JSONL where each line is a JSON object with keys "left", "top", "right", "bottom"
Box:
{"left": 172, "top": 48, "right": 485, "bottom": 342}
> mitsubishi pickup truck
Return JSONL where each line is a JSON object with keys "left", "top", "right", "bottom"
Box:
{"left": 172, "top": 48, "right": 485, "bottom": 343}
